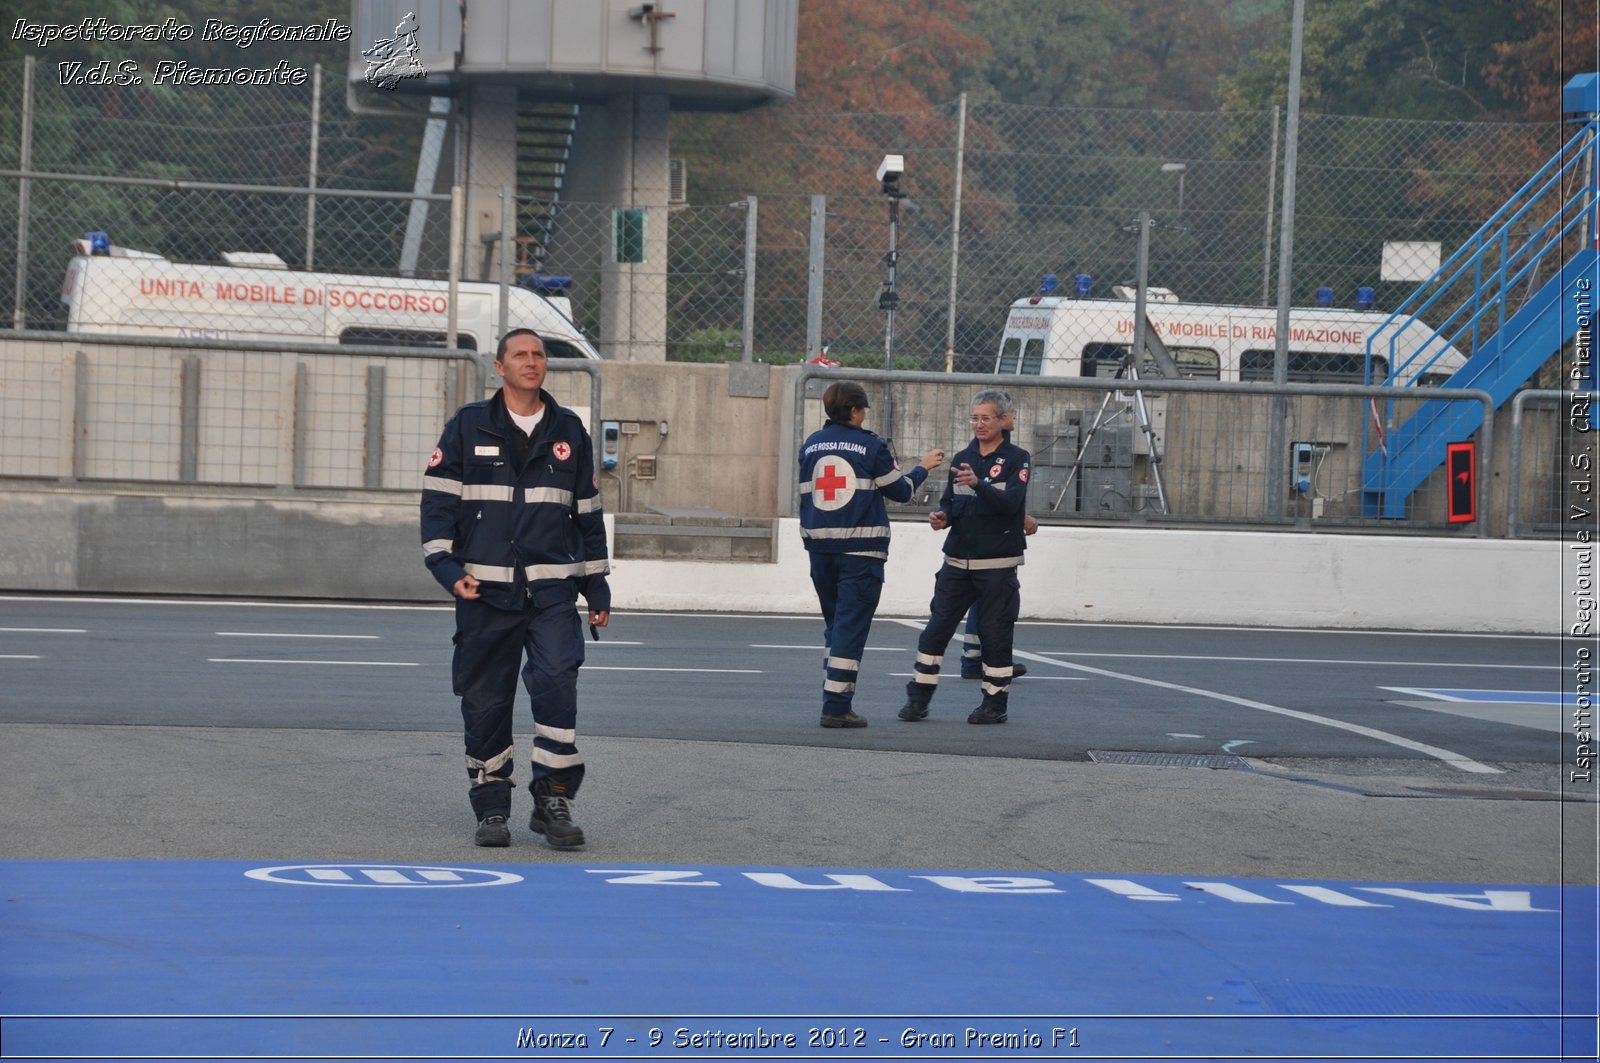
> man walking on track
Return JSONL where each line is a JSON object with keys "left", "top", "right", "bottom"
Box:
{"left": 421, "top": 329, "right": 611, "bottom": 848}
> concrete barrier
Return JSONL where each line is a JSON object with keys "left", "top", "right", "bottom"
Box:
{"left": 0, "top": 487, "right": 1567, "bottom": 633}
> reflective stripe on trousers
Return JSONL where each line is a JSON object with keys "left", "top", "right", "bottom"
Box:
{"left": 906, "top": 562, "right": 1020, "bottom": 708}
{"left": 453, "top": 594, "right": 586, "bottom": 819}
{"left": 808, "top": 552, "right": 885, "bottom": 716}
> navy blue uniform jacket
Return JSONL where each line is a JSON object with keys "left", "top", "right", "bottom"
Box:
{"left": 421, "top": 388, "right": 611, "bottom": 612}
{"left": 798, "top": 421, "right": 928, "bottom": 561}
{"left": 939, "top": 437, "right": 1031, "bottom": 566}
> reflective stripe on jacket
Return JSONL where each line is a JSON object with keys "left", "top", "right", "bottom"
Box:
{"left": 798, "top": 421, "right": 927, "bottom": 560}
{"left": 420, "top": 388, "right": 610, "bottom": 612}
{"left": 939, "top": 437, "right": 1031, "bottom": 565}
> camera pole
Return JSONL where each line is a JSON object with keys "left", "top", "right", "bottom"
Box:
{"left": 879, "top": 193, "right": 900, "bottom": 437}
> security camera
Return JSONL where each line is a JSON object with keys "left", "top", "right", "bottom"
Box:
{"left": 876, "top": 154, "right": 905, "bottom": 182}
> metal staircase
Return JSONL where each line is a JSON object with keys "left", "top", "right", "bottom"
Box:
{"left": 1361, "top": 73, "right": 1600, "bottom": 518}
{"left": 514, "top": 97, "right": 579, "bottom": 279}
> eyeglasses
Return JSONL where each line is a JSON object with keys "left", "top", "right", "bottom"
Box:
{"left": 970, "top": 414, "right": 1000, "bottom": 424}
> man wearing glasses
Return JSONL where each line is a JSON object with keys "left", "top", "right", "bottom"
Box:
{"left": 900, "top": 389, "right": 1032, "bottom": 725}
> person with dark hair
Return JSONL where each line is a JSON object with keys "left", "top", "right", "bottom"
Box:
{"left": 799, "top": 381, "right": 943, "bottom": 727}
{"left": 900, "top": 389, "right": 1031, "bottom": 725}
{"left": 420, "top": 328, "right": 610, "bottom": 848}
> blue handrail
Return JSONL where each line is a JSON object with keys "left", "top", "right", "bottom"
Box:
{"left": 1359, "top": 108, "right": 1600, "bottom": 517}
{"left": 1368, "top": 119, "right": 1598, "bottom": 385}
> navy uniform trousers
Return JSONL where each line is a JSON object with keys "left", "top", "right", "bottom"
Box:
{"left": 908, "top": 563, "right": 1020, "bottom": 708}
{"left": 453, "top": 589, "right": 585, "bottom": 821}
{"left": 809, "top": 552, "right": 885, "bottom": 716}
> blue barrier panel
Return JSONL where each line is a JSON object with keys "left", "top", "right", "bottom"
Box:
{"left": 1, "top": 860, "right": 1593, "bottom": 1060}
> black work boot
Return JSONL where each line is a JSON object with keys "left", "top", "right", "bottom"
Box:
{"left": 967, "top": 699, "right": 1008, "bottom": 725}
{"left": 473, "top": 814, "right": 511, "bottom": 847}
{"left": 898, "top": 684, "right": 932, "bottom": 722}
{"left": 530, "top": 781, "right": 586, "bottom": 849}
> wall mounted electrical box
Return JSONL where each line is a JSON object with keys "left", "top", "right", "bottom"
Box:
{"left": 601, "top": 420, "right": 620, "bottom": 470}
{"left": 1291, "top": 442, "right": 1315, "bottom": 494}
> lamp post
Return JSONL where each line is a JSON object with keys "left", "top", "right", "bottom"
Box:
{"left": 877, "top": 153, "right": 905, "bottom": 437}
{"left": 1161, "top": 161, "right": 1187, "bottom": 214}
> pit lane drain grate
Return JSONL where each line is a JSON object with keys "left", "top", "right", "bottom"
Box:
{"left": 1087, "top": 750, "right": 1249, "bottom": 770}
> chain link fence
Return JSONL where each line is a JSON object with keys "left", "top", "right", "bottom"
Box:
{"left": 694, "top": 101, "right": 1566, "bottom": 376}
{"left": 6, "top": 59, "right": 1568, "bottom": 368}
{"left": 2, "top": 58, "right": 1585, "bottom": 540}
{"left": 514, "top": 196, "right": 757, "bottom": 362}
{"left": 793, "top": 369, "right": 1576, "bottom": 537}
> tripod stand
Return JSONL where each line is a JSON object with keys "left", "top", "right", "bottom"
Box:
{"left": 1051, "top": 346, "right": 1170, "bottom": 515}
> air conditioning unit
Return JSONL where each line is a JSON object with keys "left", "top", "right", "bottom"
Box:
{"left": 669, "top": 158, "right": 688, "bottom": 205}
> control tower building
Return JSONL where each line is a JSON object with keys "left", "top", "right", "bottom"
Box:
{"left": 348, "top": 1, "right": 797, "bottom": 360}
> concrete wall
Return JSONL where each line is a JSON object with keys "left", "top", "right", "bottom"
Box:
{"left": 0, "top": 486, "right": 1573, "bottom": 634}
{"left": 0, "top": 333, "right": 1582, "bottom": 633}
{"left": 593, "top": 359, "right": 785, "bottom": 516}
{"left": 3, "top": 333, "right": 1576, "bottom": 533}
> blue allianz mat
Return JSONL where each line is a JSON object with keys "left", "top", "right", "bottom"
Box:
{"left": 1, "top": 860, "right": 1594, "bottom": 1060}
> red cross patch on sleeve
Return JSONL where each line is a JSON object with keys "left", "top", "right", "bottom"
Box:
{"left": 428, "top": 447, "right": 443, "bottom": 468}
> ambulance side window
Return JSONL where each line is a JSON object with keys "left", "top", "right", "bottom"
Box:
{"left": 1240, "top": 350, "right": 1386, "bottom": 383}
{"left": 541, "top": 339, "right": 587, "bottom": 360}
{"left": 1021, "top": 338, "right": 1044, "bottom": 375}
{"left": 339, "top": 327, "right": 478, "bottom": 351}
{"left": 997, "top": 337, "right": 1023, "bottom": 373}
{"left": 1081, "top": 342, "right": 1126, "bottom": 377}
{"left": 1082, "top": 342, "right": 1220, "bottom": 379}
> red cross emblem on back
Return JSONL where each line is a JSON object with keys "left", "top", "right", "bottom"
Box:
{"left": 816, "top": 461, "right": 850, "bottom": 501}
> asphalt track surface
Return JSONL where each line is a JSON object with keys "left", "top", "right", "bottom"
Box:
{"left": 1, "top": 594, "right": 1596, "bottom": 1063}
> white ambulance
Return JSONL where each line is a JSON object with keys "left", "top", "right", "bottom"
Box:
{"left": 994, "top": 283, "right": 1464, "bottom": 386}
{"left": 60, "top": 235, "right": 601, "bottom": 359}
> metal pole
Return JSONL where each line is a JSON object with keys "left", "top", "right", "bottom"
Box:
{"left": 447, "top": 184, "right": 463, "bottom": 357}
{"left": 365, "top": 365, "right": 387, "bottom": 490}
{"left": 306, "top": 63, "right": 321, "bottom": 270}
{"left": 945, "top": 91, "right": 967, "bottom": 372}
{"left": 1261, "top": 104, "right": 1280, "bottom": 307}
{"left": 1267, "top": 0, "right": 1306, "bottom": 517}
{"left": 882, "top": 196, "right": 899, "bottom": 435}
{"left": 180, "top": 356, "right": 201, "bottom": 483}
{"left": 1132, "top": 211, "right": 1151, "bottom": 369}
{"left": 498, "top": 186, "right": 514, "bottom": 341}
{"left": 401, "top": 97, "right": 452, "bottom": 277}
{"left": 12, "top": 56, "right": 34, "bottom": 330}
{"left": 805, "top": 194, "right": 826, "bottom": 359}
{"left": 741, "top": 195, "right": 757, "bottom": 363}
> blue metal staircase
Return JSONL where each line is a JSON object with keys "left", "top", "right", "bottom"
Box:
{"left": 1361, "top": 74, "right": 1600, "bottom": 518}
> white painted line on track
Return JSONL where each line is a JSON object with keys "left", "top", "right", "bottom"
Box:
{"left": 216, "top": 632, "right": 380, "bottom": 639}
{"left": 752, "top": 644, "right": 902, "bottom": 652}
{"left": 0, "top": 627, "right": 86, "bottom": 633}
{"left": 585, "top": 666, "right": 762, "bottom": 673}
{"left": 1382, "top": 687, "right": 1476, "bottom": 703}
{"left": 0, "top": 597, "right": 1559, "bottom": 639}
{"left": 208, "top": 658, "right": 419, "bottom": 667}
{"left": 1042, "top": 651, "right": 1559, "bottom": 670}
{"left": 887, "top": 620, "right": 1502, "bottom": 775}
{"left": 0, "top": 655, "right": 41, "bottom": 660}
{"left": 888, "top": 672, "right": 1087, "bottom": 681}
